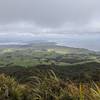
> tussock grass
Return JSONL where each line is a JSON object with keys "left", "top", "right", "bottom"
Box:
{"left": 0, "top": 71, "right": 99, "bottom": 100}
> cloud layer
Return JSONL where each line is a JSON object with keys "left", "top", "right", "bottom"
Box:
{"left": 0, "top": 0, "right": 100, "bottom": 33}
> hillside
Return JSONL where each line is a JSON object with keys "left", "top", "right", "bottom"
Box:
{"left": 0, "top": 42, "right": 99, "bottom": 82}
{"left": 0, "top": 42, "right": 99, "bottom": 100}
{"left": 0, "top": 42, "right": 98, "bottom": 67}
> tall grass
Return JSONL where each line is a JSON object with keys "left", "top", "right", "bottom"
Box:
{"left": 0, "top": 71, "right": 99, "bottom": 100}
{"left": 90, "top": 82, "right": 100, "bottom": 100}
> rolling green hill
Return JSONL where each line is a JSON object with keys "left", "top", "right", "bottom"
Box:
{"left": 0, "top": 42, "right": 99, "bottom": 82}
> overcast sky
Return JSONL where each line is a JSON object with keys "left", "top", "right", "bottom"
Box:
{"left": 0, "top": 0, "right": 100, "bottom": 33}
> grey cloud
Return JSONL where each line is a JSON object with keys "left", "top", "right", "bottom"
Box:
{"left": 0, "top": 0, "right": 100, "bottom": 32}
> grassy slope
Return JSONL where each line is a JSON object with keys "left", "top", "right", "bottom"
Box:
{"left": 0, "top": 72, "right": 100, "bottom": 100}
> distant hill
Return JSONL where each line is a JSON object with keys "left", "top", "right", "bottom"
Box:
{"left": 0, "top": 41, "right": 95, "bottom": 54}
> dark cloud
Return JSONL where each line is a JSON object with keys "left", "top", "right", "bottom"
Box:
{"left": 0, "top": 0, "right": 100, "bottom": 32}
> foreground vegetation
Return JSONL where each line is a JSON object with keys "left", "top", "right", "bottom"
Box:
{"left": 0, "top": 70, "right": 99, "bottom": 100}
